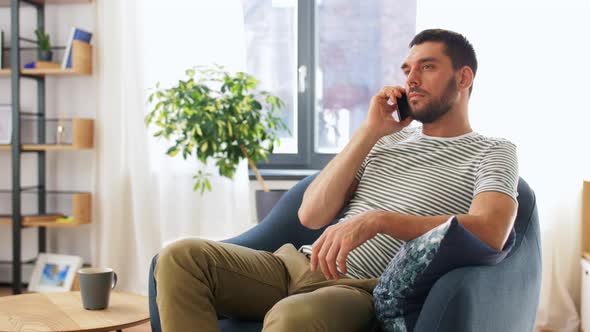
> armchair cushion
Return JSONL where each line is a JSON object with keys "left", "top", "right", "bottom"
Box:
{"left": 374, "top": 215, "right": 515, "bottom": 332}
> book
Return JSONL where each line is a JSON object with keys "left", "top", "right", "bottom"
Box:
{"left": 61, "top": 27, "right": 92, "bottom": 69}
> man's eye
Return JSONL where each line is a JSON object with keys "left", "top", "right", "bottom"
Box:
{"left": 423, "top": 64, "right": 434, "bottom": 70}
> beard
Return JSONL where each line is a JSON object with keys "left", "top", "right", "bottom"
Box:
{"left": 409, "top": 77, "right": 458, "bottom": 124}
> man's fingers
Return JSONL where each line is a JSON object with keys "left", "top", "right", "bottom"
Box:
{"left": 337, "top": 246, "right": 350, "bottom": 276}
{"left": 310, "top": 235, "right": 326, "bottom": 272}
{"left": 390, "top": 88, "right": 402, "bottom": 100}
{"left": 325, "top": 242, "right": 341, "bottom": 280}
{"left": 318, "top": 241, "right": 332, "bottom": 280}
{"left": 378, "top": 86, "right": 405, "bottom": 100}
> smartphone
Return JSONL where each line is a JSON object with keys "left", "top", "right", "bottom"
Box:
{"left": 396, "top": 93, "right": 411, "bottom": 121}
{"left": 387, "top": 93, "right": 411, "bottom": 122}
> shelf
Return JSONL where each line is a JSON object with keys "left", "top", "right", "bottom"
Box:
{"left": 0, "top": 68, "right": 88, "bottom": 76}
{"left": 0, "top": 68, "right": 89, "bottom": 76}
{"left": 0, "top": 41, "right": 92, "bottom": 76}
{"left": 0, "top": 0, "right": 91, "bottom": 7}
{"left": 0, "top": 144, "right": 92, "bottom": 151}
{"left": 0, "top": 118, "right": 94, "bottom": 150}
{"left": 0, "top": 192, "right": 91, "bottom": 227}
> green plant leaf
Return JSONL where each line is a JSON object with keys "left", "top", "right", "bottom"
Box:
{"left": 166, "top": 146, "right": 179, "bottom": 157}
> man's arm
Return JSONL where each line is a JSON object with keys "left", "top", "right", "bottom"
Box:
{"left": 310, "top": 191, "right": 517, "bottom": 279}
{"left": 298, "top": 86, "right": 413, "bottom": 230}
{"left": 373, "top": 191, "right": 518, "bottom": 251}
{"left": 297, "top": 126, "right": 378, "bottom": 230}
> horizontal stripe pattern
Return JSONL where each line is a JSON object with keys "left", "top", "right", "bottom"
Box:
{"left": 300, "top": 126, "right": 519, "bottom": 279}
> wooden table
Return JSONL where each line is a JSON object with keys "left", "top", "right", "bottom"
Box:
{"left": 0, "top": 291, "right": 149, "bottom": 332}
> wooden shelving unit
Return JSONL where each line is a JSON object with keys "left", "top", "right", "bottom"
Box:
{"left": 0, "top": 193, "right": 91, "bottom": 227}
{"left": 0, "top": 118, "right": 94, "bottom": 151}
{"left": 0, "top": 41, "right": 92, "bottom": 76}
{"left": 1, "top": 0, "right": 94, "bottom": 294}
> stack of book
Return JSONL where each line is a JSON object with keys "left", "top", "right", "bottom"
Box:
{"left": 61, "top": 27, "right": 92, "bottom": 69}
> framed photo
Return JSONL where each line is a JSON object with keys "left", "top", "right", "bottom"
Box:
{"left": 0, "top": 104, "right": 10, "bottom": 144}
{"left": 28, "top": 253, "right": 83, "bottom": 292}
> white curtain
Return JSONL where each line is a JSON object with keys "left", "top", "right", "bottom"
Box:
{"left": 416, "top": 0, "right": 590, "bottom": 331}
{"left": 92, "top": 0, "right": 252, "bottom": 294}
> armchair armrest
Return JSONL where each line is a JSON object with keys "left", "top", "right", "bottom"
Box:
{"left": 221, "top": 173, "right": 341, "bottom": 252}
{"left": 414, "top": 198, "right": 541, "bottom": 332}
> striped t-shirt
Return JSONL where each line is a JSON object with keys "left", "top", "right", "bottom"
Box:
{"left": 299, "top": 125, "right": 519, "bottom": 279}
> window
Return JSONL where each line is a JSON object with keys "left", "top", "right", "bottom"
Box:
{"left": 243, "top": 0, "right": 417, "bottom": 170}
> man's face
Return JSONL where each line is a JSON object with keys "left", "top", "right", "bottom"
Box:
{"left": 400, "top": 42, "right": 459, "bottom": 124}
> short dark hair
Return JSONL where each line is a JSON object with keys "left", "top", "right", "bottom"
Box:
{"left": 409, "top": 29, "right": 477, "bottom": 95}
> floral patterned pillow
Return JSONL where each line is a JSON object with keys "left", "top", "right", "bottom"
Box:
{"left": 373, "top": 216, "right": 515, "bottom": 332}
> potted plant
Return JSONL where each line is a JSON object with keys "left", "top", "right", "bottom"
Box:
{"left": 34, "top": 28, "right": 52, "bottom": 61}
{"left": 145, "top": 64, "right": 290, "bottom": 221}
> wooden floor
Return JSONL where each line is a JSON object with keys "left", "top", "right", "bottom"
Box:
{"left": 0, "top": 286, "right": 151, "bottom": 331}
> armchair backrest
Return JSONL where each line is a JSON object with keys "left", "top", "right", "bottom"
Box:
{"left": 507, "top": 178, "right": 540, "bottom": 259}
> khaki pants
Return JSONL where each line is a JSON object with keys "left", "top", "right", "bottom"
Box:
{"left": 154, "top": 238, "right": 379, "bottom": 332}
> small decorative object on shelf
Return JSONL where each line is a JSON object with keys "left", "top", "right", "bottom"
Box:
{"left": 56, "top": 120, "right": 66, "bottom": 145}
{"left": 24, "top": 61, "right": 60, "bottom": 69}
{"left": 34, "top": 28, "right": 53, "bottom": 62}
{"left": 28, "top": 253, "right": 83, "bottom": 293}
{"left": 56, "top": 216, "right": 73, "bottom": 223}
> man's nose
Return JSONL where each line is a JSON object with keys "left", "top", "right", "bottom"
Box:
{"left": 406, "top": 70, "right": 420, "bottom": 88}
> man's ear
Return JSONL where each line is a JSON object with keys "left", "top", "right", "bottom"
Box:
{"left": 458, "top": 66, "right": 474, "bottom": 90}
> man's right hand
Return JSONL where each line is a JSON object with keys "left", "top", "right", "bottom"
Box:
{"left": 364, "top": 86, "right": 414, "bottom": 138}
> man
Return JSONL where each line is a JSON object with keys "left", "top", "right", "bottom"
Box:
{"left": 155, "top": 29, "right": 519, "bottom": 331}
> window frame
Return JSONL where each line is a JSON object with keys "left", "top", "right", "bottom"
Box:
{"left": 257, "top": 0, "right": 333, "bottom": 171}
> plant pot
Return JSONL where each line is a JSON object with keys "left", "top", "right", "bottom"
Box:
{"left": 39, "top": 50, "right": 53, "bottom": 62}
{"left": 255, "top": 189, "right": 287, "bottom": 222}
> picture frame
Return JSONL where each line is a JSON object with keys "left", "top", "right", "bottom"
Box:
{"left": 28, "top": 253, "right": 83, "bottom": 292}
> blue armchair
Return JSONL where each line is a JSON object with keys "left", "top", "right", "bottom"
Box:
{"left": 149, "top": 174, "right": 541, "bottom": 332}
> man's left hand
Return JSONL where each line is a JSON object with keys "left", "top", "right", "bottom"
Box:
{"left": 310, "top": 210, "right": 382, "bottom": 280}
